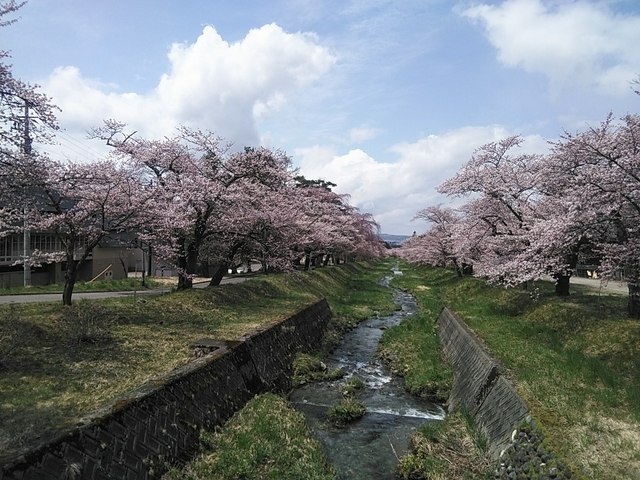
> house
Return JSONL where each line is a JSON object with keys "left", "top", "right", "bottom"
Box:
{"left": 0, "top": 231, "right": 145, "bottom": 289}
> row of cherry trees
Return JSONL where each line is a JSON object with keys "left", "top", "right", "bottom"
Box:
{"left": 1, "top": 2, "right": 384, "bottom": 305}
{"left": 400, "top": 108, "right": 640, "bottom": 318}
{"left": 2, "top": 120, "right": 384, "bottom": 305}
{"left": 90, "top": 121, "right": 384, "bottom": 289}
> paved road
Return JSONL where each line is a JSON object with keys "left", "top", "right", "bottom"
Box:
{"left": 539, "top": 275, "right": 627, "bottom": 295}
{"left": 0, "top": 276, "right": 251, "bottom": 305}
{"left": 567, "top": 276, "right": 628, "bottom": 295}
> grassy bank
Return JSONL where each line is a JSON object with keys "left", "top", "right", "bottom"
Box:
{"left": 397, "top": 410, "right": 493, "bottom": 480}
{"left": 163, "top": 393, "right": 335, "bottom": 480}
{"left": 378, "top": 267, "right": 454, "bottom": 402}
{"left": 0, "top": 260, "right": 396, "bottom": 459}
{"left": 383, "top": 261, "right": 640, "bottom": 480}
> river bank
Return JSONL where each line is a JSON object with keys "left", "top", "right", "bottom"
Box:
{"left": 383, "top": 262, "right": 640, "bottom": 480}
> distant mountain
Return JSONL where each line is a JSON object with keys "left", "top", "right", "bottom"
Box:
{"left": 378, "top": 233, "right": 410, "bottom": 244}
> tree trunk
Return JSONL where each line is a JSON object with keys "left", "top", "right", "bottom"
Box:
{"left": 628, "top": 282, "right": 640, "bottom": 319}
{"left": 62, "top": 261, "right": 78, "bottom": 306}
{"left": 628, "top": 262, "right": 640, "bottom": 318}
{"left": 304, "top": 254, "right": 311, "bottom": 271}
{"left": 61, "top": 238, "right": 97, "bottom": 305}
{"left": 177, "top": 242, "right": 200, "bottom": 290}
{"left": 177, "top": 274, "right": 192, "bottom": 290}
{"left": 452, "top": 259, "right": 463, "bottom": 277}
{"left": 208, "top": 263, "right": 228, "bottom": 287}
{"left": 176, "top": 255, "right": 192, "bottom": 290}
{"left": 147, "top": 245, "right": 153, "bottom": 277}
{"left": 119, "top": 257, "right": 128, "bottom": 278}
{"left": 554, "top": 274, "right": 571, "bottom": 296}
{"left": 554, "top": 252, "right": 579, "bottom": 296}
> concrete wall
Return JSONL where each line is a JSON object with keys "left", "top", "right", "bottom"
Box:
{"left": 0, "top": 299, "right": 332, "bottom": 480}
{"left": 437, "top": 307, "right": 530, "bottom": 458}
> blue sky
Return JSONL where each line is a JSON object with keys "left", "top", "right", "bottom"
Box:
{"left": 3, "top": 0, "right": 640, "bottom": 234}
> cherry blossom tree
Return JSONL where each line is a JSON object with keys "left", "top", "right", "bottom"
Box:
{"left": 198, "top": 162, "right": 301, "bottom": 284}
{"left": 405, "top": 106, "right": 640, "bottom": 316}
{"left": 22, "top": 158, "right": 151, "bottom": 304}
{"left": 436, "top": 136, "right": 543, "bottom": 286}
{"left": 548, "top": 113, "right": 640, "bottom": 316}
{"left": 405, "top": 134, "right": 586, "bottom": 295}
{"left": 400, "top": 205, "right": 467, "bottom": 274}
{"left": 93, "top": 120, "right": 384, "bottom": 287}
{"left": 199, "top": 175, "right": 384, "bottom": 275}
{"left": 92, "top": 122, "right": 295, "bottom": 289}
{"left": 290, "top": 184, "right": 383, "bottom": 269}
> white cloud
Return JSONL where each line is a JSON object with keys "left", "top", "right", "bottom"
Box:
{"left": 460, "top": 0, "right": 640, "bottom": 94}
{"left": 42, "top": 24, "right": 336, "bottom": 148}
{"left": 296, "top": 125, "right": 547, "bottom": 234}
{"left": 348, "top": 124, "right": 383, "bottom": 143}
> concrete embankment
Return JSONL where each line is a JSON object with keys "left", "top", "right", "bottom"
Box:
{"left": 438, "top": 307, "right": 574, "bottom": 479}
{"left": 438, "top": 306, "right": 530, "bottom": 458}
{"left": 0, "top": 299, "right": 331, "bottom": 480}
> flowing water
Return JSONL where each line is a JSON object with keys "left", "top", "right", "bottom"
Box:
{"left": 289, "top": 267, "right": 445, "bottom": 479}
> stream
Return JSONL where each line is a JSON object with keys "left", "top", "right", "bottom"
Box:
{"left": 289, "top": 267, "right": 445, "bottom": 479}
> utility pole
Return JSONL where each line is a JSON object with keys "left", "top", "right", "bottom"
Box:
{"left": 23, "top": 100, "right": 32, "bottom": 287}
{"left": 23, "top": 101, "right": 32, "bottom": 155}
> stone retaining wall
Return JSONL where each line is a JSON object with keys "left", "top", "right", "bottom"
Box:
{"left": 437, "top": 307, "right": 530, "bottom": 459}
{"left": 0, "top": 298, "right": 332, "bottom": 480}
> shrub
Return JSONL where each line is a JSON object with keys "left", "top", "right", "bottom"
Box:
{"left": 59, "top": 300, "right": 110, "bottom": 343}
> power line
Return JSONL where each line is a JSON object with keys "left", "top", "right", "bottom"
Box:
{"left": 40, "top": 125, "right": 103, "bottom": 161}
{"left": 50, "top": 126, "right": 106, "bottom": 159}
{"left": 36, "top": 123, "right": 110, "bottom": 162}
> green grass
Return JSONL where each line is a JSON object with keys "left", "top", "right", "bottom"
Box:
{"left": 378, "top": 265, "right": 454, "bottom": 402}
{"left": 163, "top": 393, "right": 335, "bottom": 480}
{"left": 0, "top": 276, "right": 164, "bottom": 295}
{"left": 327, "top": 398, "right": 366, "bottom": 425}
{"left": 292, "top": 353, "right": 344, "bottom": 386}
{"left": 340, "top": 376, "right": 365, "bottom": 396}
{"left": 0, "top": 260, "right": 397, "bottom": 458}
{"left": 397, "top": 410, "right": 493, "bottom": 480}
{"left": 387, "top": 261, "right": 640, "bottom": 480}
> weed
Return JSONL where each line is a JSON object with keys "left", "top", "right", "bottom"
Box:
{"left": 0, "top": 277, "right": 163, "bottom": 296}
{"left": 327, "top": 398, "right": 366, "bottom": 425}
{"left": 62, "top": 461, "right": 82, "bottom": 480}
{"left": 292, "top": 353, "right": 344, "bottom": 386}
{"left": 340, "top": 376, "right": 365, "bottom": 396}
{"left": 58, "top": 300, "right": 111, "bottom": 344}
{"left": 397, "top": 411, "right": 493, "bottom": 480}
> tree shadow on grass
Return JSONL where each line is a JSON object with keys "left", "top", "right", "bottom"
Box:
{"left": 0, "top": 306, "right": 128, "bottom": 455}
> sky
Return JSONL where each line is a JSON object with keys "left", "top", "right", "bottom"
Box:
{"left": 2, "top": 0, "right": 640, "bottom": 235}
